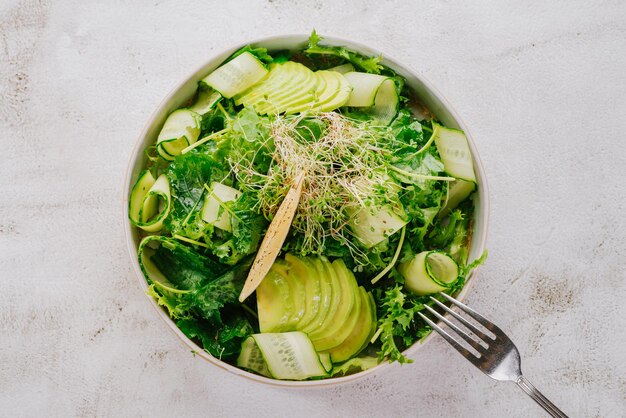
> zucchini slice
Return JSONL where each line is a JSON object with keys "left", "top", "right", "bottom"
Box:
{"left": 156, "top": 109, "right": 201, "bottom": 161}
{"left": 398, "top": 251, "right": 459, "bottom": 295}
{"left": 202, "top": 51, "right": 269, "bottom": 99}
{"left": 237, "top": 332, "right": 328, "bottom": 380}
{"left": 433, "top": 124, "right": 477, "bottom": 183}
{"left": 129, "top": 171, "right": 171, "bottom": 232}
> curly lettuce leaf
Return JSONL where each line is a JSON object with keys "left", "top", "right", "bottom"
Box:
{"left": 304, "top": 30, "right": 383, "bottom": 74}
{"left": 375, "top": 285, "right": 426, "bottom": 364}
{"left": 227, "top": 45, "right": 274, "bottom": 65}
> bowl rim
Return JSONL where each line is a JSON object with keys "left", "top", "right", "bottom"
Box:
{"left": 122, "top": 33, "right": 490, "bottom": 388}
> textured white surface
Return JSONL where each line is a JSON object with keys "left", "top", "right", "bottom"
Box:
{"left": 1, "top": 0, "right": 625, "bottom": 416}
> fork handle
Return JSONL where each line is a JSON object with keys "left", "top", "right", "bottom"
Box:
{"left": 516, "top": 376, "right": 569, "bottom": 418}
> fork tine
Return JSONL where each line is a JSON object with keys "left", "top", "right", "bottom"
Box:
{"left": 423, "top": 305, "right": 488, "bottom": 353}
{"left": 439, "top": 292, "right": 503, "bottom": 336}
{"left": 417, "top": 312, "right": 480, "bottom": 361}
{"left": 430, "top": 297, "right": 494, "bottom": 342}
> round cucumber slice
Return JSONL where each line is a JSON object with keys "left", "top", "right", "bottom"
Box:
{"left": 371, "top": 78, "right": 399, "bottom": 125}
{"left": 398, "top": 251, "right": 460, "bottom": 295}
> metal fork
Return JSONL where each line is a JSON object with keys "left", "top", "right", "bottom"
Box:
{"left": 418, "top": 292, "right": 569, "bottom": 418}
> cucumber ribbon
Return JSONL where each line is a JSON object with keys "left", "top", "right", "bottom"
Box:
{"left": 343, "top": 72, "right": 399, "bottom": 124}
{"left": 129, "top": 171, "right": 171, "bottom": 233}
{"left": 237, "top": 332, "right": 331, "bottom": 380}
{"left": 398, "top": 251, "right": 459, "bottom": 295}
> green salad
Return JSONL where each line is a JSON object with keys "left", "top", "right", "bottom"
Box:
{"left": 129, "top": 32, "right": 486, "bottom": 381}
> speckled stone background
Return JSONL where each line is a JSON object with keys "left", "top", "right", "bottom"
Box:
{"left": 1, "top": 0, "right": 625, "bottom": 417}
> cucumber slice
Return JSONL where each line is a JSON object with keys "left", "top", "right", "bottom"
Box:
{"left": 440, "top": 179, "right": 476, "bottom": 216}
{"left": 156, "top": 109, "right": 201, "bottom": 161}
{"left": 202, "top": 51, "right": 269, "bottom": 99}
{"left": 189, "top": 88, "right": 222, "bottom": 115}
{"left": 348, "top": 204, "right": 408, "bottom": 248}
{"left": 398, "top": 251, "right": 459, "bottom": 295}
{"left": 237, "top": 336, "right": 272, "bottom": 377}
{"left": 433, "top": 124, "right": 477, "bottom": 183}
{"left": 250, "top": 332, "right": 328, "bottom": 380}
{"left": 201, "top": 182, "right": 242, "bottom": 232}
{"left": 343, "top": 72, "right": 383, "bottom": 106}
{"left": 129, "top": 171, "right": 171, "bottom": 232}
{"left": 371, "top": 78, "right": 399, "bottom": 124}
{"left": 343, "top": 72, "right": 399, "bottom": 124}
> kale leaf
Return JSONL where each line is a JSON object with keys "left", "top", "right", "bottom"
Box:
{"left": 177, "top": 314, "right": 253, "bottom": 360}
{"left": 150, "top": 237, "right": 227, "bottom": 290}
{"left": 165, "top": 149, "right": 228, "bottom": 239}
{"left": 146, "top": 239, "right": 255, "bottom": 359}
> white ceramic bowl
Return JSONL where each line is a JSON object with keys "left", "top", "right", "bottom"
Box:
{"left": 123, "top": 34, "right": 489, "bottom": 387}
